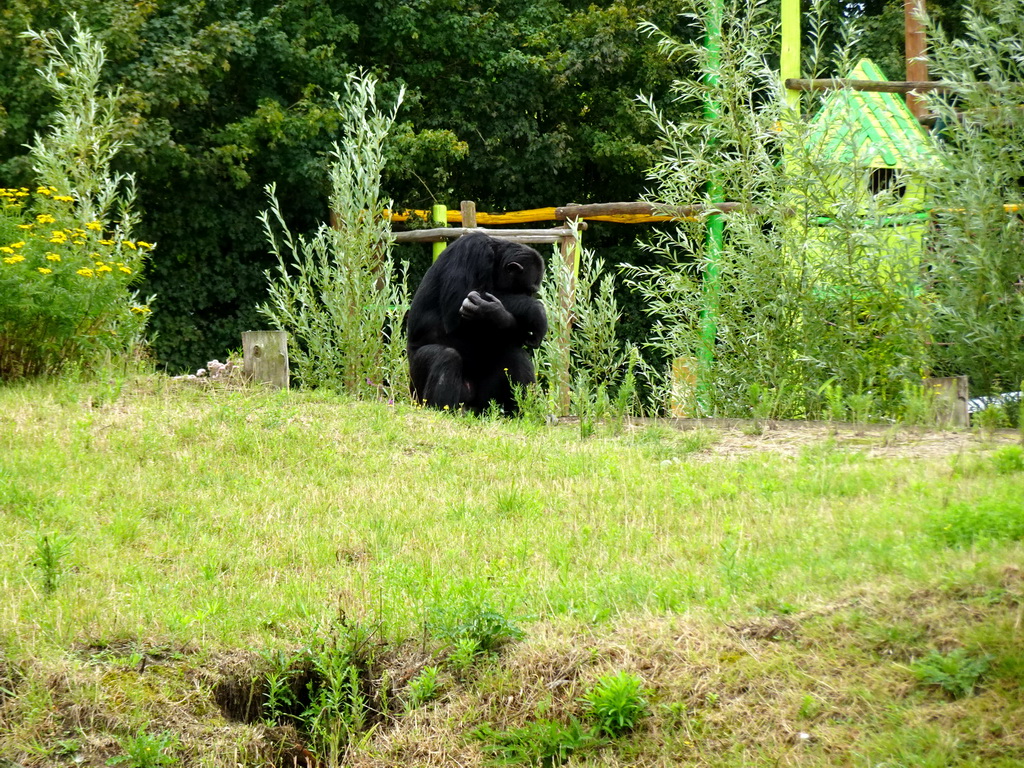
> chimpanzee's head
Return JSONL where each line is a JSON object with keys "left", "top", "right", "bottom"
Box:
{"left": 494, "top": 240, "right": 544, "bottom": 296}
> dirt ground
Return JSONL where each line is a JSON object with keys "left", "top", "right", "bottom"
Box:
{"left": 649, "top": 417, "right": 1021, "bottom": 460}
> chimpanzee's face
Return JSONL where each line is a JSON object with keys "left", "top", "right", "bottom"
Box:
{"left": 499, "top": 247, "right": 544, "bottom": 296}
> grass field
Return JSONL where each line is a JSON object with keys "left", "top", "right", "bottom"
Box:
{"left": 1, "top": 377, "right": 1022, "bottom": 767}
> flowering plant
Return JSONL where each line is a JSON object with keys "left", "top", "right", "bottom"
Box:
{"left": 1, "top": 15, "right": 153, "bottom": 380}
{"left": 0, "top": 186, "right": 152, "bottom": 378}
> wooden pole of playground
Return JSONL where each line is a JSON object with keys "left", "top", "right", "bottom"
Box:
{"left": 904, "top": 0, "right": 929, "bottom": 119}
{"left": 698, "top": 0, "right": 724, "bottom": 410}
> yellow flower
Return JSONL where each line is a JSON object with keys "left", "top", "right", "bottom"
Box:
{"left": 36, "top": 187, "right": 52, "bottom": 196}
{"left": 0, "top": 247, "right": 13, "bottom": 254}
{"left": 76, "top": 268, "right": 94, "bottom": 277}
{"left": 10, "top": 241, "right": 25, "bottom": 248}
{"left": 137, "top": 241, "right": 155, "bottom": 249}
{"left": 35, "top": 214, "right": 56, "bottom": 224}
{"left": 17, "top": 224, "right": 34, "bottom": 230}
{"left": 46, "top": 253, "right": 61, "bottom": 261}
{"left": 99, "top": 239, "right": 114, "bottom": 246}
{"left": 3, "top": 254, "right": 26, "bottom": 265}
{"left": 53, "top": 195, "right": 75, "bottom": 203}
{"left": 130, "top": 305, "right": 151, "bottom": 315}
{"left": 122, "top": 241, "right": 137, "bottom": 250}
{"left": 119, "top": 266, "right": 133, "bottom": 274}
{"left": 85, "top": 221, "right": 103, "bottom": 231}
{"left": 96, "top": 264, "right": 113, "bottom": 273}
{"left": 72, "top": 240, "right": 85, "bottom": 246}
{"left": 37, "top": 267, "right": 52, "bottom": 275}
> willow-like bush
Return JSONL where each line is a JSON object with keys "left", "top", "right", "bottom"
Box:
{"left": 632, "top": 0, "right": 934, "bottom": 419}
{"left": 260, "top": 73, "right": 408, "bottom": 400}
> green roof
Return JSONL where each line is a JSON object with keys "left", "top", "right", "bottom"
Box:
{"left": 805, "top": 59, "right": 939, "bottom": 169}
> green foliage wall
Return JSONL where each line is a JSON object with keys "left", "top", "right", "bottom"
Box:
{"left": 0, "top": 0, "right": 690, "bottom": 373}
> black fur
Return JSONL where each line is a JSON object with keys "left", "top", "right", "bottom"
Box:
{"left": 407, "top": 233, "right": 548, "bottom": 413}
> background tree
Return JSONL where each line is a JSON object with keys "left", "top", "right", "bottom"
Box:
{"left": 0, "top": 0, "right": 967, "bottom": 375}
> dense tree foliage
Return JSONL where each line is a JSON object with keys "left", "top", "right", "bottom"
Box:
{"left": 1, "top": 0, "right": 964, "bottom": 372}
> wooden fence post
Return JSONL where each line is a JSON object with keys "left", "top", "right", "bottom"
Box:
{"left": 243, "top": 331, "right": 290, "bottom": 390}
{"left": 924, "top": 375, "right": 969, "bottom": 428}
{"left": 460, "top": 200, "right": 477, "bottom": 229}
{"left": 552, "top": 222, "right": 581, "bottom": 416}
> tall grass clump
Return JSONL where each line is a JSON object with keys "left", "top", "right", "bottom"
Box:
{"left": 923, "top": 0, "right": 1024, "bottom": 416}
{"left": 260, "top": 72, "right": 408, "bottom": 399}
{"left": 630, "top": 0, "right": 931, "bottom": 419}
{"left": 531, "top": 224, "right": 639, "bottom": 421}
{"left": 1, "top": 15, "right": 152, "bottom": 381}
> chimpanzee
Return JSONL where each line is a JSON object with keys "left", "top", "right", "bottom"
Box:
{"left": 406, "top": 232, "right": 548, "bottom": 414}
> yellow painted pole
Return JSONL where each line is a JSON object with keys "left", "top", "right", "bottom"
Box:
{"left": 781, "top": 0, "right": 800, "bottom": 114}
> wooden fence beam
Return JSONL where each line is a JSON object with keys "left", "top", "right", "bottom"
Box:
{"left": 394, "top": 225, "right": 586, "bottom": 244}
{"left": 554, "top": 201, "right": 745, "bottom": 220}
{"left": 784, "top": 78, "right": 953, "bottom": 94}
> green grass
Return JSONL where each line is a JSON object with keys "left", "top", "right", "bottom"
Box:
{"left": 0, "top": 377, "right": 1022, "bottom": 766}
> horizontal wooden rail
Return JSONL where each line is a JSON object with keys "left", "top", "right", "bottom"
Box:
{"left": 785, "top": 78, "right": 954, "bottom": 94}
{"left": 389, "top": 201, "right": 748, "bottom": 227}
{"left": 554, "top": 201, "right": 746, "bottom": 220}
{"left": 392, "top": 224, "right": 586, "bottom": 244}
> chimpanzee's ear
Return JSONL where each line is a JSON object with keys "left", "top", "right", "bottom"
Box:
{"left": 505, "top": 261, "right": 525, "bottom": 274}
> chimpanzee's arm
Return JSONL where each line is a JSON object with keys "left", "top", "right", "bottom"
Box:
{"left": 459, "top": 291, "right": 548, "bottom": 348}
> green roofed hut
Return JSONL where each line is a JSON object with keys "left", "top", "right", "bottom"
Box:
{"left": 803, "top": 58, "right": 938, "bottom": 211}
{"left": 793, "top": 58, "right": 940, "bottom": 284}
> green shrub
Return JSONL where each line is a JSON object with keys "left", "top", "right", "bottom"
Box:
{"left": 107, "top": 731, "right": 179, "bottom": 768}
{"left": 1, "top": 17, "right": 151, "bottom": 380}
{"left": 260, "top": 72, "right": 407, "bottom": 399}
{"left": 406, "top": 665, "right": 441, "bottom": 708}
{"left": 472, "top": 717, "right": 600, "bottom": 767}
{"left": 431, "top": 604, "right": 525, "bottom": 656}
{"left": 579, "top": 670, "right": 650, "bottom": 738}
{"left": 991, "top": 446, "right": 1024, "bottom": 475}
{"left": 923, "top": 0, "right": 1024, "bottom": 406}
{"left": 911, "top": 649, "right": 990, "bottom": 699}
{"left": 632, "top": 0, "right": 932, "bottom": 419}
{"left": 926, "top": 497, "right": 1024, "bottom": 547}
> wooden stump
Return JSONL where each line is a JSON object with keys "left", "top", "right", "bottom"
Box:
{"left": 925, "top": 375, "right": 969, "bottom": 428}
{"left": 242, "top": 331, "right": 290, "bottom": 390}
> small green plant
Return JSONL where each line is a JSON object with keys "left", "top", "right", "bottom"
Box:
{"left": 910, "top": 648, "right": 990, "bottom": 699}
{"left": 974, "top": 404, "right": 1009, "bottom": 435}
{"left": 579, "top": 670, "right": 650, "bottom": 738}
{"left": 431, "top": 603, "right": 525, "bottom": 655}
{"left": 446, "top": 637, "right": 482, "bottom": 676}
{"left": 406, "top": 665, "right": 440, "bottom": 708}
{"left": 819, "top": 380, "right": 847, "bottom": 422}
{"left": 926, "top": 497, "right": 1024, "bottom": 547}
{"left": 472, "top": 717, "right": 601, "bottom": 767}
{"left": 845, "top": 390, "right": 877, "bottom": 424}
{"left": 107, "top": 731, "right": 179, "bottom": 768}
{"left": 32, "top": 532, "right": 72, "bottom": 596}
{"left": 991, "top": 445, "right": 1024, "bottom": 474}
{"left": 512, "top": 381, "right": 554, "bottom": 426}
{"left": 571, "top": 373, "right": 598, "bottom": 440}
{"left": 260, "top": 649, "right": 299, "bottom": 725}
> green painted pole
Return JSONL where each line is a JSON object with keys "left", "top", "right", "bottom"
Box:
{"left": 431, "top": 203, "right": 447, "bottom": 261}
{"left": 699, "top": 0, "right": 724, "bottom": 402}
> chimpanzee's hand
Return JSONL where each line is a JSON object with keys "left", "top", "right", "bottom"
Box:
{"left": 459, "top": 291, "right": 515, "bottom": 330}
